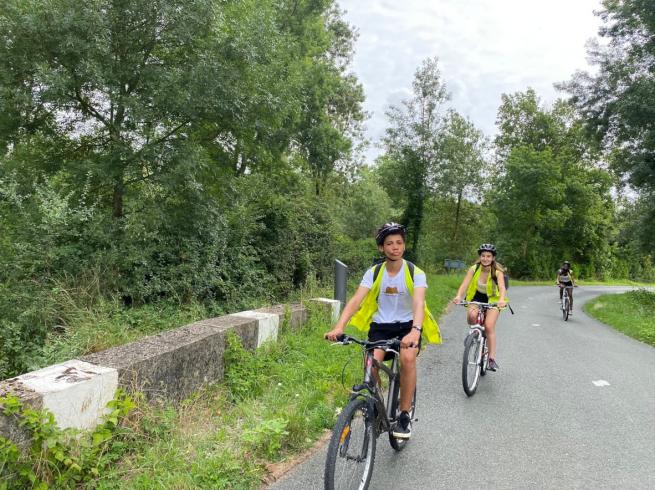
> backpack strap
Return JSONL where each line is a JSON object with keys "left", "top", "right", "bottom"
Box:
{"left": 406, "top": 260, "right": 415, "bottom": 282}
{"left": 374, "top": 261, "right": 415, "bottom": 283}
{"left": 373, "top": 262, "right": 384, "bottom": 283}
{"left": 373, "top": 261, "right": 415, "bottom": 301}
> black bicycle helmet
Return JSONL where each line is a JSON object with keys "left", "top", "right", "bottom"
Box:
{"left": 375, "top": 222, "right": 406, "bottom": 246}
{"left": 477, "top": 243, "right": 497, "bottom": 256}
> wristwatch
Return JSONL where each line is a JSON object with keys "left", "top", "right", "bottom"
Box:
{"left": 412, "top": 325, "right": 422, "bottom": 332}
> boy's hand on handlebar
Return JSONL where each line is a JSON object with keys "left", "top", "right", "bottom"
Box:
{"left": 401, "top": 330, "right": 420, "bottom": 349}
{"left": 324, "top": 328, "right": 344, "bottom": 342}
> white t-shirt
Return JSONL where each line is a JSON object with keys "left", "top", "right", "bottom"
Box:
{"left": 360, "top": 262, "right": 427, "bottom": 324}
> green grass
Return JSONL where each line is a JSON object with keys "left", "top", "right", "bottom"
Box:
{"left": 585, "top": 289, "right": 655, "bottom": 346}
{"left": 92, "top": 307, "right": 361, "bottom": 489}
{"left": 426, "top": 273, "right": 464, "bottom": 314}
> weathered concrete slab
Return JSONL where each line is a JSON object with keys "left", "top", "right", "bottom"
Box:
{"left": 0, "top": 379, "right": 42, "bottom": 449}
{"left": 1, "top": 298, "right": 332, "bottom": 444}
{"left": 231, "top": 310, "right": 280, "bottom": 347}
{"left": 257, "top": 303, "right": 308, "bottom": 329}
{"left": 310, "top": 298, "right": 341, "bottom": 323}
{"left": 0, "top": 360, "right": 117, "bottom": 445}
{"left": 81, "top": 315, "right": 258, "bottom": 401}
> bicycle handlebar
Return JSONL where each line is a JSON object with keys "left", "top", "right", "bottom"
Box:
{"left": 457, "top": 300, "right": 499, "bottom": 309}
{"left": 333, "top": 334, "right": 402, "bottom": 352}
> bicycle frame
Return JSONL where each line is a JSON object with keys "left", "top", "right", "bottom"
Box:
{"left": 338, "top": 336, "right": 403, "bottom": 436}
{"left": 459, "top": 301, "right": 497, "bottom": 396}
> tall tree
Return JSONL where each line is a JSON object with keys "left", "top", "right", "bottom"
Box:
{"left": 562, "top": 0, "right": 655, "bottom": 254}
{"left": 436, "top": 110, "right": 489, "bottom": 243}
{"left": 491, "top": 91, "right": 614, "bottom": 277}
{"left": 378, "top": 57, "right": 449, "bottom": 258}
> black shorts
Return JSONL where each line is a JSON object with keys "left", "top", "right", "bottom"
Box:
{"left": 472, "top": 291, "right": 489, "bottom": 303}
{"left": 368, "top": 321, "right": 422, "bottom": 357}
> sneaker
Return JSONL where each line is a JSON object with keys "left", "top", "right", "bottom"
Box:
{"left": 392, "top": 411, "right": 412, "bottom": 439}
{"left": 488, "top": 358, "right": 499, "bottom": 371}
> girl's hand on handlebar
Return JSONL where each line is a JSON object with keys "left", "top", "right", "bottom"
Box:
{"left": 498, "top": 300, "right": 507, "bottom": 308}
{"left": 453, "top": 296, "right": 462, "bottom": 304}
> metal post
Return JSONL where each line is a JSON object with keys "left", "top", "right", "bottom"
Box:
{"left": 334, "top": 259, "right": 348, "bottom": 312}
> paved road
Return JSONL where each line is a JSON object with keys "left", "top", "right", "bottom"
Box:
{"left": 269, "top": 286, "right": 655, "bottom": 489}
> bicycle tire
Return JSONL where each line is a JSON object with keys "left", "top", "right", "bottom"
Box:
{"left": 479, "top": 339, "right": 488, "bottom": 377}
{"left": 324, "top": 397, "right": 376, "bottom": 490}
{"left": 462, "top": 333, "right": 482, "bottom": 396}
{"left": 388, "top": 377, "right": 416, "bottom": 452}
{"left": 563, "top": 295, "right": 569, "bottom": 321}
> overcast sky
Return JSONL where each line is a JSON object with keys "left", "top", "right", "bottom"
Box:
{"left": 337, "top": 0, "right": 604, "bottom": 162}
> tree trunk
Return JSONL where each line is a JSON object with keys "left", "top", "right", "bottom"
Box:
{"left": 113, "top": 175, "right": 124, "bottom": 218}
{"left": 454, "top": 189, "right": 463, "bottom": 243}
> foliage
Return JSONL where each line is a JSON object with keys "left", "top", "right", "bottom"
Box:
{"left": 562, "top": 0, "right": 655, "bottom": 256}
{"left": 418, "top": 198, "right": 495, "bottom": 270}
{"left": 378, "top": 57, "right": 450, "bottom": 259}
{"left": 490, "top": 91, "right": 615, "bottom": 278}
{"left": 586, "top": 289, "right": 655, "bottom": 346}
{"left": 0, "top": 0, "right": 364, "bottom": 378}
{"left": 0, "top": 390, "right": 135, "bottom": 489}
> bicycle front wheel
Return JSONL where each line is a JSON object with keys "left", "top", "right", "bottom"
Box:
{"left": 563, "top": 296, "right": 569, "bottom": 321}
{"left": 462, "top": 333, "right": 482, "bottom": 396}
{"left": 324, "top": 398, "right": 376, "bottom": 490}
{"left": 388, "top": 382, "right": 416, "bottom": 452}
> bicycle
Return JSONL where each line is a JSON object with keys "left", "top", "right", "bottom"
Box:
{"left": 558, "top": 284, "right": 574, "bottom": 321}
{"left": 459, "top": 301, "right": 498, "bottom": 397}
{"left": 324, "top": 334, "right": 416, "bottom": 490}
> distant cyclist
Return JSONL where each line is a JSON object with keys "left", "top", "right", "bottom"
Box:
{"left": 453, "top": 243, "right": 507, "bottom": 371}
{"left": 325, "top": 222, "right": 441, "bottom": 439}
{"left": 556, "top": 261, "right": 577, "bottom": 312}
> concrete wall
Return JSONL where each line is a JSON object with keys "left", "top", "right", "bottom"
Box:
{"left": 0, "top": 298, "right": 340, "bottom": 444}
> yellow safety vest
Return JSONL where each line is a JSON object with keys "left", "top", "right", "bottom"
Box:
{"left": 349, "top": 260, "right": 441, "bottom": 344}
{"left": 466, "top": 264, "right": 502, "bottom": 303}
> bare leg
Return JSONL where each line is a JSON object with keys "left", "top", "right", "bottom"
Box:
{"left": 485, "top": 309, "right": 500, "bottom": 359}
{"left": 399, "top": 346, "right": 418, "bottom": 412}
{"left": 468, "top": 306, "right": 480, "bottom": 325}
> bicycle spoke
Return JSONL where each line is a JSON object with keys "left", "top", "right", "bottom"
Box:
{"left": 325, "top": 399, "right": 376, "bottom": 490}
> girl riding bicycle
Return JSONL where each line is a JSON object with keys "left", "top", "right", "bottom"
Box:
{"left": 325, "top": 222, "right": 441, "bottom": 439}
{"left": 556, "top": 261, "right": 576, "bottom": 311}
{"left": 453, "top": 243, "right": 507, "bottom": 371}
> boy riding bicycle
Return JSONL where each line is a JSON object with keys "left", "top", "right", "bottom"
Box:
{"left": 325, "top": 222, "right": 441, "bottom": 439}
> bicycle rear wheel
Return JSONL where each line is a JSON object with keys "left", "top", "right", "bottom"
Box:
{"left": 324, "top": 398, "right": 376, "bottom": 490}
{"left": 462, "top": 333, "right": 482, "bottom": 396}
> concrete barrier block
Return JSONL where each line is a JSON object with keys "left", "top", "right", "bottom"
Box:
{"left": 257, "top": 303, "right": 307, "bottom": 329}
{"left": 1, "top": 360, "right": 118, "bottom": 432}
{"left": 0, "top": 380, "right": 43, "bottom": 449}
{"left": 230, "top": 310, "right": 280, "bottom": 347}
{"left": 310, "top": 298, "right": 341, "bottom": 323}
{"left": 81, "top": 316, "right": 259, "bottom": 402}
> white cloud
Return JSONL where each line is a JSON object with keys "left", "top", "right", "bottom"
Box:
{"left": 337, "top": 0, "right": 604, "bottom": 162}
